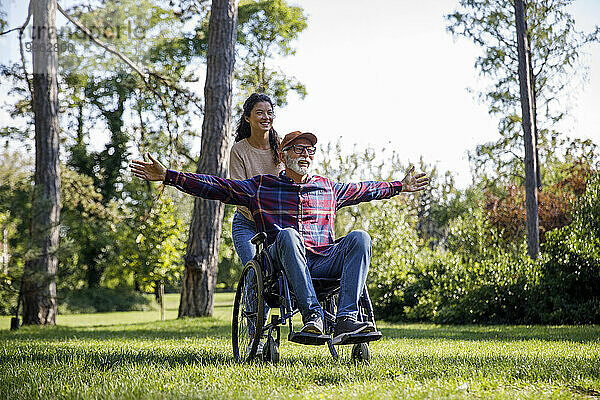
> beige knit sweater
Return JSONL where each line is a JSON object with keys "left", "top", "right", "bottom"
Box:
{"left": 229, "top": 138, "right": 284, "bottom": 220}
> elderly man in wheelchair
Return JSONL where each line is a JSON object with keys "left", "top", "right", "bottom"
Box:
{"left": 130, "top": 131, "right": 429, "bottom": 363}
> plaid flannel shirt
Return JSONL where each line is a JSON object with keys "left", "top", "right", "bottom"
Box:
{"left": 164, "top": 170, "right": 403, "bottom": 256}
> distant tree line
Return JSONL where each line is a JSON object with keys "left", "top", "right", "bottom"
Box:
{"left": 0, "top": 0, "right": 307, "bottom": 320}
{"left": 0, "top": 0, "right": 598, "bottom": 325}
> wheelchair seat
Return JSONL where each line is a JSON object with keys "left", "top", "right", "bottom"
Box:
{"left": 312, "top": 278, "right": 340, "bottom": 302}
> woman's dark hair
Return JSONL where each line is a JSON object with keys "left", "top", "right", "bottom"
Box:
{"left": 235, "top": 93, "right": 280, "bottom": 164}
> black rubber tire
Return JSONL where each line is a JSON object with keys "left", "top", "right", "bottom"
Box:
{"left": 232, "top": 260, "right": 265, "bottom": 362}
{"left": 351, "top": 342, "right": 370, "bottom": 363}
{"left": 268, "top": 336, "right": 279, "bottom": 364}
{"left": 262, "top": 338, "right": 270, "bottom": 362}
{"left": 325, "top": 293, "right": 340, "bottom": 360}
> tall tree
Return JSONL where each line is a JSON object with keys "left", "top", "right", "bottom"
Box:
{"left": 446, "top": 0, "right": 599, "bottom": 185}
{"left": 179, "top": 0, "right": 237, "bottom": 317}
{"left": 236, "top": 0, "right": 307, "bottom": 106}
{"left": 514, "top": 0, "right": 540, "bottom": 259}
{"left": 21, "top": 0, "right": 61, "bottom": 325}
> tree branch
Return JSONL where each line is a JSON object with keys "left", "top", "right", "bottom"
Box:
{"left": 57, "top": 2, "right": 204, "bottom": 170}
{"left": 18, "top": 1, "right": 33, "bottom": 101}
{"left": 57, "top": 3, "right": 203, "bottom": 112}
{"left": 57, "top": 3, "right": 148, "bottom": 79}
{"left": 0, "top": 0, "right": 32, "bottom": 36}
{"left": 0, "top": 26, "right": 20, "bottom": 36}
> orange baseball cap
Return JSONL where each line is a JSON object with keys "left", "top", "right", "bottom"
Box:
{"left": 280, "top": 131, "right": 318, "bottom": 150}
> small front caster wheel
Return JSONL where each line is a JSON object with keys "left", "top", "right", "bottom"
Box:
{"left": 351, "top": 342, "right": 370, "bottom": 364}
{"left": 263, "top": 336, "right": 279, "bottom": 364}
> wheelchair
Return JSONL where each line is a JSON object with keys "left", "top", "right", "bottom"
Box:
{"left": 232, "top": 232, "right": 382, "bottom": 364}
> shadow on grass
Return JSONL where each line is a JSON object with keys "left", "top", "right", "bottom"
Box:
{"left": 3, "top": 341, "right": 598, "bottom": 384}
{"left": 2, "top": 328, "right": 599, "bottom": 387}
{"left": 0, "top": 318, "right": 231, "bottom": 342}
{"left": 378, "top": 323, "right": 600, "bottom": 343}
{"left": 4, "top": 319, "right": 599, "bottom": 345}
{"left": 0, "top": 345, "right": 234, "bottom": 369}
{"left": 274, "top": 350, "right": 600, "bottom": 383}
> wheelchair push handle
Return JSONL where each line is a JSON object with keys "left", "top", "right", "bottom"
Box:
{"left": 250, "top": 232, "right": 267, "bottom": 245}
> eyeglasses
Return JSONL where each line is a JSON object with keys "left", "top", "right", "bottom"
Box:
{"left": 283, "top": 144, "right": 316, "bottom": 155}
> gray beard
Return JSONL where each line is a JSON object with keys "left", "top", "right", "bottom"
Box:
{"left": 285, "top": 153, "right": 310, "bottom": 175}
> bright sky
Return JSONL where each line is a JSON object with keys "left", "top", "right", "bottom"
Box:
{"left": 1, "top": 0, "right": 599, "bottom": 187}
{"left": 272, "top": 0, "right": 600, "bottom": 186}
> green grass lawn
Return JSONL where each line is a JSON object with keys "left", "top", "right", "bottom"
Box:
{"left": 1, "top": 293, "right": 599, "bottom": 399}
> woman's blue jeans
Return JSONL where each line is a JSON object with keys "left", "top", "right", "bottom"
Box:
{"left": 232, "top": 211, "right": 258, "bottom": 266}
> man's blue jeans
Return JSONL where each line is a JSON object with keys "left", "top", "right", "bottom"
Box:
{"left": 267, "top": 227, "right": 371, "bottom": 321}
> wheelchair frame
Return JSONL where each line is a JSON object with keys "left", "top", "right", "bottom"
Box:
{"left": 232, "top": 232, "right": 382, "bottom": 364}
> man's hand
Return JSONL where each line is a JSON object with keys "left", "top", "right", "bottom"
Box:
{"left": 401, "top": 166, "right": 429, "bottom": 192}
{"left": 129, "top": 153, "right": 167, "bottom": 182}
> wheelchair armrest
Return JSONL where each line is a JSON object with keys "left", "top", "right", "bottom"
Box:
{"left": 250, "top": 232, "right": 267, "bottom": 245}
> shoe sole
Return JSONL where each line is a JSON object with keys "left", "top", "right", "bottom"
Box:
{"left": 300, "top": 323, "right": 323, "bottom": 335}
{"left": 332, "top": 324, "right": 375, "bottom": 345}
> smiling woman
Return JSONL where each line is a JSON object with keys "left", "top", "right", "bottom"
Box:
{"left": 229, "top": 93, "right": 284, "bottom": 266}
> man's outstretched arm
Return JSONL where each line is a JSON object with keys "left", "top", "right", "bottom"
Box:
{"left": 129, "top": 153, "right": 255, "bottom": 206}
{"left": 334, "top": 166, "right": 429, "bottom": 209}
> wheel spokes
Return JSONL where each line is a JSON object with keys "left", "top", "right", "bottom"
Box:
{"left": 237, "top": 267, "right": 259, "bottom": 359}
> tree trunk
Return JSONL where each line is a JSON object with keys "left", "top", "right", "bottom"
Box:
{"left": 21, "top": 0, "right": 61, "bottom": 325}
{"left": 159, "top": 282, "right": 165, "bottom": 321}
{"left": 526, "top": 29, "right": 542, "bottom": 190}
{"left": 2, "top": 227, "right": 8, "bottom": 274}
{"left": 514, "top": 0, "right": 540, "bottom": 259}
{"left": 178, "top": 0, "right": 237, "bottom": 317}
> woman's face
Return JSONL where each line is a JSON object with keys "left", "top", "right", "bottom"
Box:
{"left": 245, "top": 101, "right": 274, "bottom": 134}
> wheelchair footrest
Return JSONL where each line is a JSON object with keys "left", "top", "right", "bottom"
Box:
{"left": 288, "top": 331, "right": 331, "bottom": 346}
{"left": 334, "top": 331, "right": 382, "bottom": 345}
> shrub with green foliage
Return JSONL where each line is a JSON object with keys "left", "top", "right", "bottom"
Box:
{"left": 368, "top": 206, "right": 538, "bottom": 324}
{"left": 217, "top": 204, "right": 241, "bottom": 290}
{"left": 404, "top": 247, "right": 536, "bottom": 324}
{"left": 58, "top": 287, "right": 154, "bottom": 314}
{"left": 367, "top": 201, "right": 428, "bottom": 321}
{"left": 534, "top": 172, "right": 600, "bottom": 324}
{"left": 368, "top": 173, "right": 599, "bottom": 325}
{"left": 426, "top": 208, "right": 537, "bottom": 324}
{"left": 0, "top": 273, "right": 17, "bottom": 315}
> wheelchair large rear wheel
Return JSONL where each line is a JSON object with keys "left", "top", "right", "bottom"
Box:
{"left": 232, "top": 260, "right": 265, "bottom": 362}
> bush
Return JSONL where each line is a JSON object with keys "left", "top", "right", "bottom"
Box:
{"left": 0, "top": 274, "right": 18, "bottom": 315}
{"left": 366, "top": 201, "right": 428, "bottom": 322}
{"left": 217, "top": 204, "right": 242, "bottom": 290}
{"left": 369, "top": 205, "right": 539, "bottom": 324}
{"left": 534, "top": 172, "right": 600, "bottom": 324}
{"left": 408, "top": 250, "right": 536, "bottom": 324}
{"left": 368, "top": 172, "right": 600, "bottom": 325}
{"left": 58, "top": 287, "right": 154, "bottom": 314}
